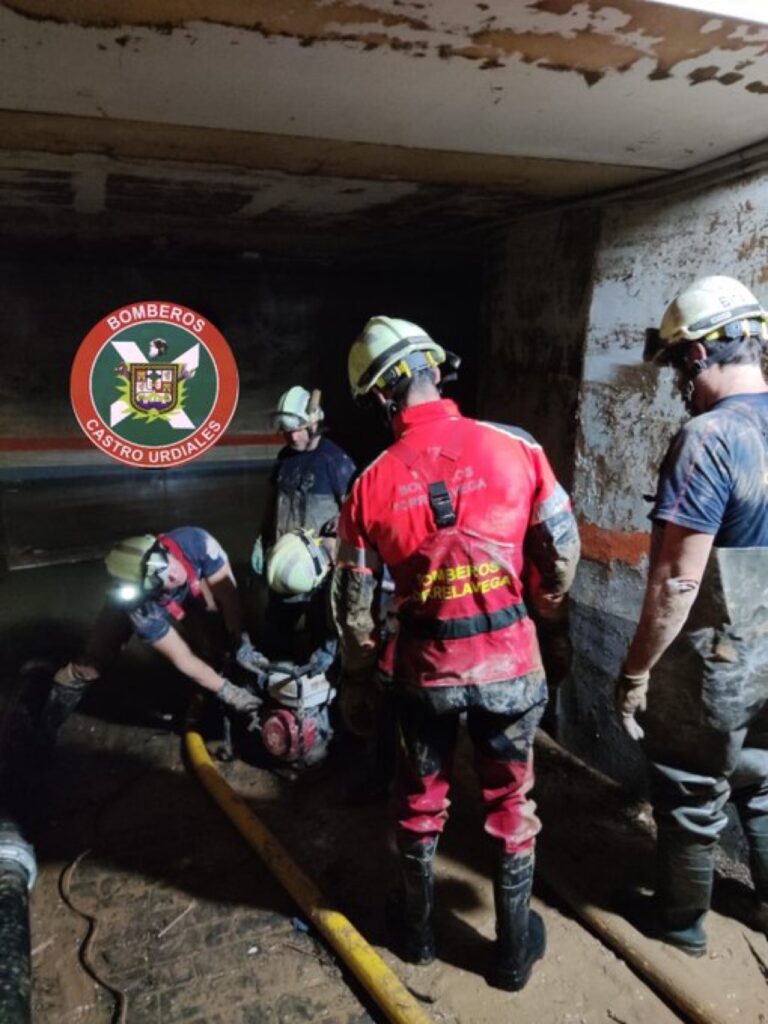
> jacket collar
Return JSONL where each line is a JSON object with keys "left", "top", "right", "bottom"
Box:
{"left": 392, "top": 398, "right": 461, "bottom": 439}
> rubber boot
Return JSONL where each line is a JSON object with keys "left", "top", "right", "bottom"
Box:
{"left": 36, "top": 680, "right": 89, "bottom": 753}
{"left": 741, "top": 813, "right": 768, "bottom": 934}
{"left": 654, "top": 833, "right": 714, "bottom": 957}
{"left": 491, "top": 850, "right": 546, "bottom": 992}
{"left": 398, "top": 835, "right": 437, "bottom": 965}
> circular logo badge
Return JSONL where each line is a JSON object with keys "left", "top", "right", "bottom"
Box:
{"left": 71, "top": 301, "right": 239, "bottom": 468}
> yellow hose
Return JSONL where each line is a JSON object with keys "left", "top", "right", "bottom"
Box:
{"left": 184, "top": 726, "right": 435, "bottom": 1024}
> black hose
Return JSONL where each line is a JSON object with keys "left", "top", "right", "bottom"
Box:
{"left": 0, "top": 663, "right": 46, "bottom": 1024}
{"left": 0, "top": 834, "right": 35, "bottom": 1024}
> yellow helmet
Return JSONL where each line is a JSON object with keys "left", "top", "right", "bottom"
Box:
{"left": 105, "top": 534, "right": 168, "bottom": 595}
{"left": 645, "top": 275, "right": 767, "bottom": 364}
{"left": 272, "top": 386, "right": 324, "bottom": 432}
{"left": 266, "top": 529, "right": 332, "bottom": 596}
{"left": 347, "top": 316, "right": 447, "bottom": 399}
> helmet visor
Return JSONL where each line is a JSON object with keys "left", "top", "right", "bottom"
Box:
{"left": 273, "top": 411, "right": 306, "bottom": 432}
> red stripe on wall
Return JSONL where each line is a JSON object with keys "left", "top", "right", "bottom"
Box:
{"left": 0, "top": 433, "right": 281, "bottom": 452}
{"left": 579, "top": 521, "right": 650, "bottom": 567}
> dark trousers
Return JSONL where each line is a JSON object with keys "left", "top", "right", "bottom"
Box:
{"left": 262, "top": 585, "right": 335, "bottom": 665}
{"left": 394, "top": 689, "right": 546, "bottom": 854}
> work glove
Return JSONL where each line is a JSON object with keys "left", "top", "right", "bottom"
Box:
{"left": 235, "top": 632, "right": 269, "bottom": 674}
{"left": 339, "top": 668, "right": 380, "bottom": 739}
{"left": 250, "top": 536, "right": 265, "bottom": 576}
{"left": 307, "top": 645, "right": 335, "bottom": 676}
{"left": 217, "top": 677, "right": 262, "bottom": 714}
{"left": 54, "top": 661, "right": 100, "bottom": 686}
{"left": 615, "top": 668, "right": 650, "bottom": 741}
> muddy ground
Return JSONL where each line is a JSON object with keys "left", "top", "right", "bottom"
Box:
{"left": 23, "top": 675, "right": 768, "bottom": 1024}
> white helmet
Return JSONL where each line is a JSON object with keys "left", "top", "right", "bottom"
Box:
{"left": 348, "top": 316, "right": 447, "bottom": 399}
{"left": 266, "top": 529, "right": 332, "bottom": 596}
{"left": 105, "top": 534, "right": 169, "bottom": 597}
{"left": 272, "top": 386, "right": 324, "bottom": 432}
{"left": 645, "top": 275, "right": 767, "bottom": 364}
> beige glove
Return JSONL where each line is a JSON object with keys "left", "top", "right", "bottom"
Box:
{"left": 217, "top": 677, "right": 262, "bottom": 714}
{"left": 54, "top": 661, "right": 100, "bottom": 686}
{"left": 615, "top": 668, "right": 650, "bottom": 741}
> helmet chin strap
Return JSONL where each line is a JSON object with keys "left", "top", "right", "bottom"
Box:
{"left": 382, "top": 397, "right": 398, "bottom": 425}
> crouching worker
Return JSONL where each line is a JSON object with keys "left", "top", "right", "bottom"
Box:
{"left": 39, "top": 527, "right": 261, "bottom": 747}
{"left": 333, "top": 316, "right": 580, "bottom": 991}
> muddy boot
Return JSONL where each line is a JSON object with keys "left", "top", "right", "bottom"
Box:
{"left": 397, "top": 835, "right": 437, "bottom": 965}
{"left": 654, "top": 833, "right": 714, "bottom": 957}
{"left": 491, "top": 850, "right": 546, "bottom": 992}
{"left": 741, "top": 813, "right": 768, "bottom": 934}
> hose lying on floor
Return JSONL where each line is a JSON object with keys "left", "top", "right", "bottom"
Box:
{"left": 0, "top": 663, "right": 45, "bottom": 1024}
{"left": 184, "top": 706, "right": 434, "bottom": 1024}
{"left": 0, "top": 827, "right": 36, "bottom": 1024}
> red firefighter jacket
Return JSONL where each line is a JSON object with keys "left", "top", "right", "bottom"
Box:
{"left": 335, "top": 399, "right": 579, "bottom": 691}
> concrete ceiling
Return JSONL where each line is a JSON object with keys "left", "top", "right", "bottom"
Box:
{"left": 0, "top": 0, "right": 766, "bottom": 260}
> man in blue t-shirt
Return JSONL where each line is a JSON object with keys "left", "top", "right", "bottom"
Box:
{"left": 39, "top": 528, "right": 261, "bottom": 746}
{"left": 616, "top": 275, "right": 768, "bottom": 955}
{"left": 250, "top": 386, "right": 356, "bottom": 668}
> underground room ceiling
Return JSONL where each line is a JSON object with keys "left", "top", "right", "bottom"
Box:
{"left": 0, "top": 0, "right": 766, "bottom": 260}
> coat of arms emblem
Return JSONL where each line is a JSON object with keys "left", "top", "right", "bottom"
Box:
{"left": 130, "top": 363, "right": 179, "bottom": 414}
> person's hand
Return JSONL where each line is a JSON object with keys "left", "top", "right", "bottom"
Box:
{"left": 217, "top": 677, "right": 262, "bottom": 714}
{"left": 339, "top": 668, "right": 379, "bottom": 738}
{"left": 235, "top": 633, "right": 269, "bottom": 674}
{"left": 615, "top": 668, "right": 650, "bottom": 741}
{"left": 250, "top": 536, "right": 265, "bottom": 575}
{"left": 307, "top": 647, "right": 335, "bottom": 675}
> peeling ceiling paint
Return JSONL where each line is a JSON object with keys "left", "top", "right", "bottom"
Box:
{"left": 6, "top": 0, "right": 768, "bottom": 88}
{"left": 0, "top": 1, "right": 765, "bottom": 254}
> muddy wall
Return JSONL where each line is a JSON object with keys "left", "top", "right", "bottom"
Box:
{"left": 0, "top": 252, "right": 479, "bottom": 451}
{"left": 562, "top": 168, "right": 768, "bottom": 788}
{"left": 477, "top": 208, "right": 601, "bottom": 490}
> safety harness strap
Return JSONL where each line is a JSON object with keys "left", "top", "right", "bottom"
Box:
{"left": 404, "top": 601, "right": 528, "bottom": 641}
{"left": 156, "top": 533, "right": 202, "bottom": 621}
{"left": 389, "top": 429, "right": 465, "bottom": 531}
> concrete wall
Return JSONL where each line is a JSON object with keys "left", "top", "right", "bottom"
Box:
{"left": 478, "top": 207, "right": 601, "bottom": 491}
{"left": 480, "top": 167, "right": 768, "bottom": 794}
{"left": 564, "top": 168, "right": 768, "bottom": 788}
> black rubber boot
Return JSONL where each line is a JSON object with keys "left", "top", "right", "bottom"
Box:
{"left": 740, "top": 813, "right": 768, "bottom": 934}
{"left": 397, "top": 835, "right": 437, "bottom": 965}
{"left": 491, "top": 850, "right": 546, "bottom": 992}
{"left": 654, "top": 833, "right": 714, "bottom": 957}
{"left": 36, "top": 680, "right": 89, "bottom": 752}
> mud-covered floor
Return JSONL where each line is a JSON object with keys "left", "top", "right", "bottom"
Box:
{"left": 24, "top": 681, "right": 768, "bottom": 1024}
{"left": 4, "top": 561, "right": 767, "bottom": 1022}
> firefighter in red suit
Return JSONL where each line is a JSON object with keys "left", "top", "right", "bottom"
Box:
{"left": 332, "top": 316, "right": 580, "bottom": 991}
